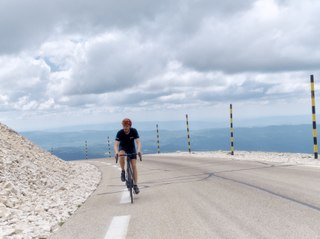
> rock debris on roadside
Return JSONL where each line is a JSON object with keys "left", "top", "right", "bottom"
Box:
{"left": 0, "top": 123, "right": 101, "bottom": 239}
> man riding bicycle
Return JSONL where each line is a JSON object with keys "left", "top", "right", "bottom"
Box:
{"left": 114, "top": 118, "right": 142, "bottom": 194}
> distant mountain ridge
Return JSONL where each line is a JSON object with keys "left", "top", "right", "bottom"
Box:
{"left": 34, "top": 120, "right": 229, "bottom": 132}
{"left": 30, "top": 114, "right": 311, "bottom": 132}
{"left": 20, "top": 124, "right": 315, "bottom": 160}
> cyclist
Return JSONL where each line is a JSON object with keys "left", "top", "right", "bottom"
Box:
{"left": 114, "top": 118, "right": 142, "bottom": 194}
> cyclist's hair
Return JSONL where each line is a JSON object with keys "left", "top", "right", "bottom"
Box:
{"left": 122, "top": 118, "right": 132, "bottom": 127}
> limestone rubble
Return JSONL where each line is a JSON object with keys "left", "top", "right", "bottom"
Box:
{"left": 0, "top": 123, "right": 101, "bottom": 239}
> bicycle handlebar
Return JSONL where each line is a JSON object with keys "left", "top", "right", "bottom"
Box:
{"left": 115, "top": 152, "right": 142, "bottom": 163}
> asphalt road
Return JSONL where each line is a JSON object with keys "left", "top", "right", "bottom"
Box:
{"left": 49, "top": 155, "right": 320, "bottom": 239}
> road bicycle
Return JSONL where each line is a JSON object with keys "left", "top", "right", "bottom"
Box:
{"left": 116, "top": 152, "right": 142, "bottom": 204}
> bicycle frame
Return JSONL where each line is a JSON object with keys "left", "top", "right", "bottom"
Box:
{"left": 116, "top": 153, "right": 141, "bottom": 204}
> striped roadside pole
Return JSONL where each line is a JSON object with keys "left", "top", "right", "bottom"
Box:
{"left": 230, "top": 104, "right": 234, "bottom": 155}
{"left": 85, "top": 140, "right": 88, "bottom": 160}
{"left": 186, "top": 114, "right": 191, "bottom": 153}
{"left": 107, "top": 136, "right": 111, "bottom": 157}
{"left": 156, "top": 124, "right": 160, "bottom": 154}
{"left": 310, "top": 75, "right": 318, "bottom": 159}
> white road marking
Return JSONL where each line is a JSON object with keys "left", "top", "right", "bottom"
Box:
{"left": 105, "top": 215, "right": 131, "bottom": 239}
{"left": 120, "top": 189, "right": 131, "bottom": 204}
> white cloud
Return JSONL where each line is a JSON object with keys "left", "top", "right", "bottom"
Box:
{"left": 0, "top": 55, "right": 50, "bottom": 108}
{"left": 177, "top": 0, "right": 320, "bottom": 73}
{"left": 0, "top": 0, "right": 319, "bottom": 130}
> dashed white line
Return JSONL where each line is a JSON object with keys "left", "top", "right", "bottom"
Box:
{"left": 120, "top": 189, "right": 131, "bottom": 204}
{"left": 105, "top": 215, "right": 131, "bottom": 239}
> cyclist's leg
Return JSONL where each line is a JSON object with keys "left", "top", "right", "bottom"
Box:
{"left": 119, "top": 150, "right": 126, "bottom": 170}
{"left": 131, "top": 159, "right": 138, "bottom": 184}
{"left": 131, "top": 159, "right": 140, "bottom": 194}
{"left": 119, "top": 150, "right": 126, "bottom": 182}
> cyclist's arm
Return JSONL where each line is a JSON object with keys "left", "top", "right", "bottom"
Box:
{"left": 114, "top": 140, "right": 120, "bottom": 155}
{"left": 135, "top": 138, "right": 141, "bottom": 153}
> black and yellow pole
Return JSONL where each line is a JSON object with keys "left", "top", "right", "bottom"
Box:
{"left": 186, "top": 114, "right": 191, "bottom": 153}
{"left": 85, "top": 140, "right": 88, "bottom": 160}
{"left": 230, "top": 104, "right": 234, "bottom": 155}
{"left": 310, "top": 75, "right": 318, "bottom": 159}
{"left": 107, "top": 136, "right": 111, "bottom": 157}
{"left": 156, "top": 124, "right": 160, "bottom": 154}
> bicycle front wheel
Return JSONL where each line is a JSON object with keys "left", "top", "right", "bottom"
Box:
{"left": 127, "top": 165, "right": 134, "bottom": 204}
{"left": 129, "top": 186, "right": 133, "bottom": 204}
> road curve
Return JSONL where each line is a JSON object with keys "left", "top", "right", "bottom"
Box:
{"left": 49, "top": 155, "right": 320, "bottom": 239}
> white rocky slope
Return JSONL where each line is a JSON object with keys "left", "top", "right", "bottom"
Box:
{"left": 153, "top": 150, "right": 320, "bottom": 166}
{"left": 0, "top": 123, "right": 101, "bottom": 239}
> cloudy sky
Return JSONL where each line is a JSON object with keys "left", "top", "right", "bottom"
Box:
{"left": 0, "top": 0, "right": 319, "bottom": 131}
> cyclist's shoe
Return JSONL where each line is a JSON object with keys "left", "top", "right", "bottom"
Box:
{"left": 121, "top": 170, "right": 125, "bottom": 182}
{"left": 133, "top": 185, "right": 140, "bottom": 194}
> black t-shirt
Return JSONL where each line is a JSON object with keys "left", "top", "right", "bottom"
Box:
{"left": 115, "top": 128, "right": 139, "bottom": 153}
